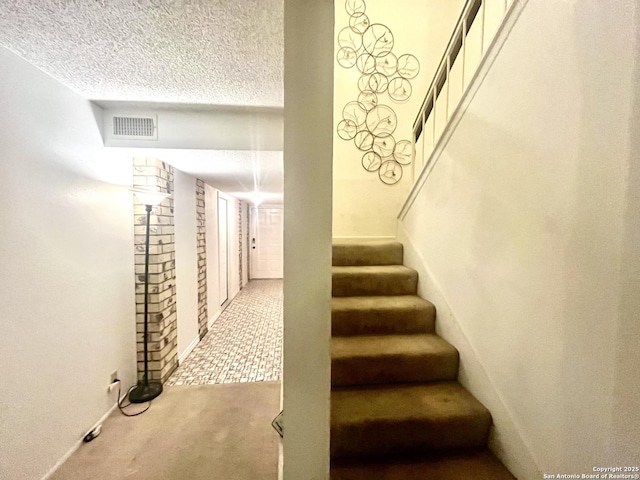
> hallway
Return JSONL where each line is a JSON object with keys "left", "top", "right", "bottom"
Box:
{"left": 167, "top": 280, "right": 283, "bottom": 386}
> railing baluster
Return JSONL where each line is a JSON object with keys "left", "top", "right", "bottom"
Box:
{"left": 462, "top": 17, "right": 467, "bottom": 92}
{"left": 480, "top": 0, "right": 486, "bottom": 55}
{"left": 445, "top": 55, "right": 451, "bottom": 122}
{"left": 421, "top": 106, "right": 426, "bottom": 170}
{"left": 432, "top": 92, "right": 436, "bottom": 152}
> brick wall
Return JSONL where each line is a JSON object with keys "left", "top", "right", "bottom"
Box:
{"left": 132, "top": 158, "right": 178, "bottom": 384}
{"left": 196, "top": 179, "right": 208, "bottom": 340}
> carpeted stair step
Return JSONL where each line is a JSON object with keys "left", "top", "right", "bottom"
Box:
{"left": 331, "top": 382, "right": 492, "bottom": 459}
{"left": 332, "top": 334, "right": 459, "bottom": 387}
{"left": 332, "top": 295, "right": 435, "bottom": 336}
{"left": 330, "top": 448, "right": 515, "bottom": 479}
{"left": 333, "top": 240, "right": 403, "bottom": 266}
{"left": 332, "top": 266, "right": 418, "bottom": 297}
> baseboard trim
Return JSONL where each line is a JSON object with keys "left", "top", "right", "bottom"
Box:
{"left": 178, "top": 335, "right": 200, "bottom": 363}
{"left": 41, "top": 390, "right": 128, "bottom": 480}
{"left": 207, "top": 308, "right": 223, "bottom": 330}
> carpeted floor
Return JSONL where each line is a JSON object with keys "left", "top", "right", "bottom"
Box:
{"left": 49, "top": 382, "right": 281, "bottom": 480}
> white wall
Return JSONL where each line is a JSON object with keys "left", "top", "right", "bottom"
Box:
{"left": 398, "top": 0, "right": 640, "bottom": 477}
{"left": 283, "top": 1, "right": 333, "bottom": 478}
{"left": 174, "top": 169, "right": 200, "bottom": 361}
{"left": 0, "top": 47, "right": 136, "bottom": 480}
{"left": 333, "top": 0, "right": 464, "bottom": 237}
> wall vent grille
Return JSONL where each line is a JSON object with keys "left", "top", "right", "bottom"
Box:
{"left": 112, "top": 116, "right": 157, "bottom": 139}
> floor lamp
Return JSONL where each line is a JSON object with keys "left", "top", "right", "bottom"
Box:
{"left": 130, "top": 189, "right": 171, "bottom": 404}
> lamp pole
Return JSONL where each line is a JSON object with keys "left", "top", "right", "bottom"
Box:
{"left": 129, "top": 190, "right": 170, "bottom": 404}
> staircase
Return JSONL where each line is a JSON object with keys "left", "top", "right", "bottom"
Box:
{"left": 330, "top": 239, "right": 515, "bottom": 479}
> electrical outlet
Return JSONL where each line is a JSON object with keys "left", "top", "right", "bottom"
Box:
{"left": 110, "top": 370, "right": 118, "bottom": 384}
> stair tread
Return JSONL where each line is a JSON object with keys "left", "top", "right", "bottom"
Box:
{"left": 331, "top": 449, "right": 515, "bottom": 480}
{"left": 332, "top": 265, "right": 418, "bottom": 297}
{"left": 331, "top": 334, "right": 459, "bottom": 387}
{"left": 332, "top": 381, "right": 490, "bottom": 426}
{"left": 332, "top": 295, "right": 433, "bottom": 311}
{"left": 332, "top": 334, "right": 457, "bottom": 359}
{"left": 333, "top": 240, "right": 403, "bottom": 266}
{"left": 332, "top": 295, "right": 436, "bottom": 336}
{"left": 332, "top": 265, "right": 416, "bottom": 275}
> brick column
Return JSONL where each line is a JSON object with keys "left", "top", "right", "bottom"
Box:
{"left": 133, "top": 158, "right": 178, "bottom": 384}
{"left": 196, "top": 179, "right": 208, "bottom": 340}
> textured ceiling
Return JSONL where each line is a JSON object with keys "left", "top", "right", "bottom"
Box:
{"left": 0, "top": 0, "right": 284, "bottom": 107}
{"left": 0, "top": 0, "right": 285, "bottom": 197}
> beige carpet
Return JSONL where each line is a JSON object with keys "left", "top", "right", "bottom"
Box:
{"left": 329, "top": 240, "right": 515, "bottom": 478}
{"left": 50, "top": 382, "right": 280, "bottom": 480}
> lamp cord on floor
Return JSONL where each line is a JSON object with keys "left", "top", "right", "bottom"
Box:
{"left": 116, "top": 381, "right": 151, "bottom": 417}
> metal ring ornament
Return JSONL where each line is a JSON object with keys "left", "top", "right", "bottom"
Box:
{"left": 357, "top": 90, "right": 378, "bottom": 111}
{"left": 375, "top": 52, "right": 397, "bottom": 76}
{"left": 346, "top": 0, "right": 366, "bottom": 17}
{"left": 396, "top": 53, "right": 420, "bottom": 79}
{"left": 337, "top": 47, "right": 358, "bottom": 68}
{"left": 393, "top": 140, "right": 414, "bottom": 165}
{"left": 368, "top": 72, "right": 389, "bottom": 93}
{"left": 349, "top": 13, "right": 370, "bottom": 33}
{"left": 373, "top": 135, "right": 396, "bottom": 159}
{"left": 338, "top": 27, "right": 362, "bottom": 51}
{"left": 378, "top": 160, "right": 403, "bottom": 185}
{"left": 354, "top": 130, "right": 375, "bottom": 151}
{"left": 342, "top": 101, "right": 368, "bottom": 127}
{"left": 362, "top": 23, "right": 394, "bottom": 58}
{"left": 356, "top": 53, "right": 377, "bottom": 75}
{"left": 337, "top": 119, "right": 359, "bottom": 140}
{"left": 366, "top": 105, "right": 397, "bottom": 138}
{"left": 362, "top": 151, "right": 382, "bottom": 172}
{"left": 387, "top": 77, "right": 412, "bottom": 103}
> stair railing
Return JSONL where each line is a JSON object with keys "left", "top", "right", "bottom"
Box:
{"left": 411, "top": 0, "right": 516, "bottom": 183}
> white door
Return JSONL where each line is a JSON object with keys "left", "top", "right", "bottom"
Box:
{"left": 218, "top": 195, "right": 228, "bottom": 305}
{"left": 250, "top": 206, "right": 283, "bottom": 279}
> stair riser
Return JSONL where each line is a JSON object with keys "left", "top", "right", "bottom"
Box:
{"left": 332, "top": 308, "right": 435, "bottom": 336}
{"left": 332, "top": 272, "right": 418, "bottom": 297}
{"left": 332, "top": 243, "right": 403, "bottom": 266}
{"left": 332, "top": 354, "right": 459, "bottom": 387}
{"left": 330, "top": 416, "right": 491, "bottom": 459}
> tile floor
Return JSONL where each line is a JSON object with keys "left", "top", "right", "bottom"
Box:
{"left": 167, "top": 279, "right": 283, "bottom": 386}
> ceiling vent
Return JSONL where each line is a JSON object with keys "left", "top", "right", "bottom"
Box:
{"left": 112, "top": 115, "right": 158, "bottom": 140}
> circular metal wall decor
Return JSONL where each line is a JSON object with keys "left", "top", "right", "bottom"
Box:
{"left": 362, "top": 24, "right": 394, "bottom": 58}
{"left": 336, "top": 0, "right": 421, "bottom": 185}
{"left": 346, "top": 0, "right": 366, "bottom": 17}
{"left": 379, "top": 160, "right": 403, "bottom": 185}
{"left": 362, "top": 151, "right": 382, "bottom": 172}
